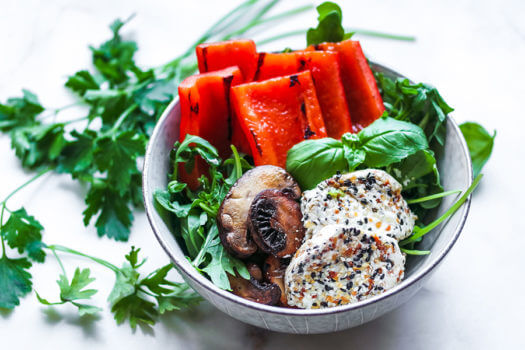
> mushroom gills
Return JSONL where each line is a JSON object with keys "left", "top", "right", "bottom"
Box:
{"left": 249, "top": 189, "right": 305, "bottom": 258}
{"left": 217, "top": 165, "right": 301, "bottom": 258}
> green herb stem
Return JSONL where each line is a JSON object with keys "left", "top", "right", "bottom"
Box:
{"left": 402, "top": 174, "right": 482, "bottom": 245}
{"left": 231, "top": 145, "right": 242, "bottom": 180}
{"left": 109, "top": 103, "right": 138, "bottom": 135}
{"left": 1, "top": 167, "right": 52, "bottom": 205}
{"left": 0, "top": 203, "right": 6, "bottom": 258}
{"left": 401, "top": 248, "right": 430, "bottom": 255}
{"left": 51, "top": 246, "right": 67, "bottom": 278}
{"left": 256, "top": 29, "right": 304, "bottom": 46}
{"left": 223, "top": 3, "right": 313, "bottom": 40}
{"left": 406, "top": 189, "right": 462, "bottom": 204}
{"left": 348, "top": 28, "right": 416, "bottom": 42}
{"left": 46, "top": 244, "right": 119, "bottom": 273}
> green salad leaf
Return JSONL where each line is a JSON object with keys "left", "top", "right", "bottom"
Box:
{"left": 287, "top": 116, "right": 428, "bottom": 189}
{"left": 36, "top": 267, "right": 102, "bottom": 316}
{"left": 375, "top": 73, "right": 454, "bottom": 147}
{"left": 0, "top": 257, "right": 33, "bottom": 309}
{"left": 460, "top": 122, "right": 496, "bottom": 176}
{"left": 154, "top": 136, "right": 251, "bottom": 290}
{"left": 306, "top": 2, "right": 353, "bottom": 46}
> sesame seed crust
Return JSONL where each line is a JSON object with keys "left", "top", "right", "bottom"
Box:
{"left": 301, "top": 169, "right": 417, "bottom": 241}
{"left": 285, "top": 224, "right": 405, "bottom": 309}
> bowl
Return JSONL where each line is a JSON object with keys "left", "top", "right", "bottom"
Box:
{"left": 142, "top": 63, "right": 473, "bottom": 334}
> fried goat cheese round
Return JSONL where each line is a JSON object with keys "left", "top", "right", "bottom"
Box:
{"left": 301, "top": 169, "right": 416, "bottom": 241}
{"left": 285, "top": 225, "right": 405, "bottom": 309}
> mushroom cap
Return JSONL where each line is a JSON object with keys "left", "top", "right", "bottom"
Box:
{"left": 228, "top": 262, "right": 281, "bottom": 305}
{"left": 248, "top": 189, "right": 305, "bottom": 258}
{"left": 217, "top": 165, "right": 301, "bottom": 258}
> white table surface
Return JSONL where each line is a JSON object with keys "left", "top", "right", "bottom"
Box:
{"left": 1, "top": 0, "right": 523, "bottom": 349}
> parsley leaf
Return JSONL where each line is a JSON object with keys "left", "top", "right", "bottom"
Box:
{"left": 108, "top": 247, "right": 202, "bottom": 329}
{"left": 0, "top": 257, "right": 33, "bottom": 309}
{"left": 65, "top": 70, "right": 100, "bottom": 96}
{"left": 36, "top": 267, "right": 102, "bottom": 316}
{"left": 0, "top": 89, "right": 44, "bottom": 131}
{"left": 2, "top": 208, "right": 46, "bottom": 262}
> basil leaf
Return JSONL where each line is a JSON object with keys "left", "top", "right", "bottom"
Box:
{"left": 358, "top": 117, "right": 429, "bottom": 167}
{"left": 306, "top": 2, "right": 353, "bottom": 46}
{"left": 341, "top": 133, "right": 365, "bottom": 171}
{"left": 286, "top": 138, "right": 347, "bottom": 189}
{"left": 459, "top": 122, "right": 496, "bottom": 177}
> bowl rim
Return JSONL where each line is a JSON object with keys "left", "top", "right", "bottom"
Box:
{"left": 143, "top": 62, "right": 473, "bottom": 316}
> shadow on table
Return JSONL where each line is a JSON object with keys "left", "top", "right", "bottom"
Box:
{"left": 156, "top": 287, "right": 444, "bottom": 350}
{"left": 41, "top": 307, "right": 102, "bottom": 340}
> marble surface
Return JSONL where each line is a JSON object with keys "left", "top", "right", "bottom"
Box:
{"left": 0, "top": 0, "right": 523, "bottom": 349}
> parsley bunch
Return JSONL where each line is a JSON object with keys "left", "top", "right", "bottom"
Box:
{"left": 0, "top": 0, "right": 314, "bottom": 327}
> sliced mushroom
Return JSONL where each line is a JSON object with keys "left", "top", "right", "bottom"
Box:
{"left": 248, "top": 189, "right": 305, "bottom": 258}
{"left": 218, "top": 165, "right": 301, "bottom": 258}
{"left": 228, "top": 263, "right": 281, "bottom": 305}
{"left": 263, "top": 255, "right": 290, "bottom": 307}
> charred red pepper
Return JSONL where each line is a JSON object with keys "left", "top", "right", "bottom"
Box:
{"left": 252, "top": 51, "right": 352, "bottom": 138}
{"left": 196, "top": 40, "right": 258, "bottom": 81}
{"left": 230, "top": 71, "right": 327, "bottom": 168}
{"left": 178, "top": 66, "right": 245, "bottom": 189}
{"left": 311, "top": 40, "right": 385, "bottom": 132}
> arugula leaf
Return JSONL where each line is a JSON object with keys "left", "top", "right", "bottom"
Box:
{"left": 2, "top": 208, "right": 46, "bottom": 262}
{"left": 375, "top": 73, "right": 453, "bottom": 146}
{"left": 459, "top": 122, "right": 496, "bottom": 177}
{"left": 287, "top": 116, "right": 429, "bottom": 189}
{"left": 306, "top": 2, "right": 352, "bottom": 46}
{"left": 0, "top": 257, "right": 33, "bottom": 309}
{"left": 200, "top": 236, "right": 250, "bottom": 291}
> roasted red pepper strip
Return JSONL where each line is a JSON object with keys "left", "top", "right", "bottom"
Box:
{"left": 310, "top": 40, "right": 385, "bottom": 132}
{"left": 196, "top": 40, "right": 258, "bottom": 81}
{"left": 231, "top": 71, "right": 327, "bottom": 168}
{"left": 253, "top": 51, "right": 352, "bottom": 138}
{"left": 178, "top": 66, "right": 245, "bottom": 189}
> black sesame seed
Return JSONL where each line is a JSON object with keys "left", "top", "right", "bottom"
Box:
{"left": 321, "top": 301, "right": 328, "bottom": 307}
{"left": 346, "top": 281, "right": 353, "bottom": 289}
{"left": 324, "top": 285, "right": 333, "bottom": 291}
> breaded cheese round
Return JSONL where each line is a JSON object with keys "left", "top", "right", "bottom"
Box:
{"left": 301, "top": 169, "right": 416, "bottom": 241}
{"left": 285, "top": 224, "right": 405, "bottom": 309}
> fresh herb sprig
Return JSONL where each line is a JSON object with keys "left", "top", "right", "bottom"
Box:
{"left": 0, "top": 0, "right": 313, "bottom": 241}
{"left": 155, "top": 136, "right": 252, "bottom": 290}
{"left": 286, "top": 116, "right": 430, "bottom": 190}
{"left": 37, "top": 245, "right": 202, "bottom": 328}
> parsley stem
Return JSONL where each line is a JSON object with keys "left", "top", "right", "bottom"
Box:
{"left": 46, "top": 244, "right": 120, "bottom": 273}
{"left": 401, "top": 248, "right": 430, "bottom": 255}
{"left": 401, "top": 174, "right": 482, "bottom": 245}
{"left": 109, "top": 103, "right": 138, "bottom": 135}
{"left": 50, "top": 246, "right": 67, "bottom": 278}
{"left": 1, "top": 167, "right": 51, "bottom": 205}
{"left": 0, "top": 202, "right": 6, "bottom": 258}
{"left": 406, "top": 189, "right": 462, "bottom": 204}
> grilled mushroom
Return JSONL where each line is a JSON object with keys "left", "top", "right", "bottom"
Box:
{"left": 263, "top": 255, "right": 290, "bottom": 306}
{"left": 228, "top": 262, "right": 281, "bottom": 305}
{"left": 217, "top": 165, "right": 300, "bottom": 258}
{"left": 248, "top": 189, "right": 305, "bottom": 258}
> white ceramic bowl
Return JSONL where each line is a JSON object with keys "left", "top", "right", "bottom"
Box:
{"left": 143, "top": 63, "right": 473, "bottom": 334}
